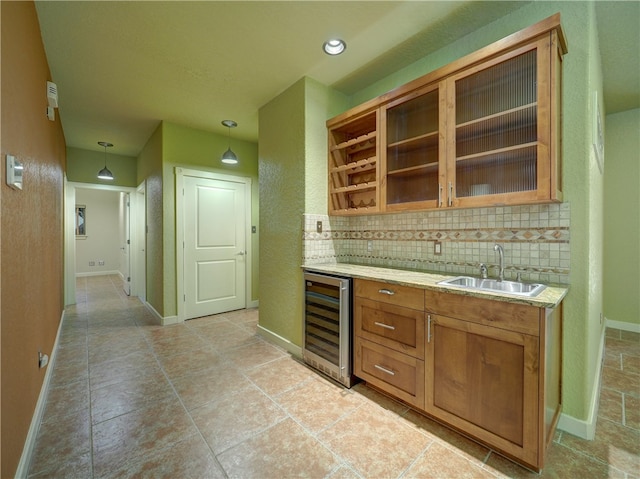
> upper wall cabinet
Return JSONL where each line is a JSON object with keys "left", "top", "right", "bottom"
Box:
{"left": 446, "top": 37, "right": 563, "bottom": 208}
{"left": 328, "top": 110, "right": 379, "bottom": 214}
{"left": 382, "top": 83, "right": 445, "bottom": 212}
{"left": 327, "top": 14, "right": 567, "bottom": 216}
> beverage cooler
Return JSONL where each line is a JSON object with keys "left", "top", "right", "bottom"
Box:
{"left": 302, "top": 271, "right": 355, "bottom": 388}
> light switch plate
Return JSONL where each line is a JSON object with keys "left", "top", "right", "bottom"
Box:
{"left": 434, "top": 241, "right": 442, "bottom": 255}
{"left": 316, "top": 221, "right": 322, "bottom": 233}
{"left": 6, "top": 155, "right": 23, "bottom": 190}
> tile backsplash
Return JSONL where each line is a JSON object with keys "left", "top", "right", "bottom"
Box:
{"left": 303, "top": 203, "right": 570, "bottom": 285}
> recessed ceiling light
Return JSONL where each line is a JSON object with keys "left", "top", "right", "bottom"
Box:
{"left": 323, "top": 39, "right": 346, "bottom": 56}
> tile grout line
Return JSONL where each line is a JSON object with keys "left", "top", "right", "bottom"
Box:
{"left": 396, "top": 441, "right": 437, "bottom": 479}
{"left": 137, "top": 319, "right": 231, "bottom": 479}
{"left": 84, "top": 299, "right": 95, "bottom": 479}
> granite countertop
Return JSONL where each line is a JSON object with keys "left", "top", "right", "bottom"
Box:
{"left": 302, "top": 263, "right": 568, "bottom": 308}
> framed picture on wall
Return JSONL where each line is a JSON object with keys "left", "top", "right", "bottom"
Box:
{"left": 75, "top": 205, "right": 86, "bottom": 237}
{"left": 593, "top": 91, "right": 604, "bottom": 174}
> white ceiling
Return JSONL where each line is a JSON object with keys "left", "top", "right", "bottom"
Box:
{"left": 34, "top": 1, "right": 639, "bottom": 157}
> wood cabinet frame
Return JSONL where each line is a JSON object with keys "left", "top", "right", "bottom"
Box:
{"left": 352, "top": 278, "right": 563, "bottom": 472}
{"left": 423, "top": 290, "right": 563, "bottom": 471}
{"left": 327, "top": 14, "right": 567, "bottom": 216}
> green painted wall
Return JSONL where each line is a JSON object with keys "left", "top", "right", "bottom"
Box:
{"left": 347, "top": 2, "right": 604, "bottom": 424}
{"left": 259, "top": 78, "right": 307, "bottom": 344}
{"left": 258, "top": 78, "right": 349, "bottom": 346}
{"left": 258, "top": 4, "right": 606, "bottom": 426}
{"left": 161, "top": 121, "right": 260, "bottom": 317}
{"left": 604, "top": 109, "right": 640, "bottom": 326}
{"left": 304, "top": 77, "right": 349, "bottom": 214}
{"left": 136, "top": 120, "right": 259, "bottom": 319}
{"left": 581, "top": 4, "right": 606, "bottom": 428}
{"left": 137, "top": 124, "right": 164, "bottom": 316}
{"left": 67, "top": 146, "right": 137, "bottom": 187}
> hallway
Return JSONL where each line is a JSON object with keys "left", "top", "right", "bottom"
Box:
{"left": 27, "top": 275, "right": 639, "bottom": 478}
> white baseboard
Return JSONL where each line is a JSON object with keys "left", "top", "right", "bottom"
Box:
{"left": 257, "top": 324, "right": 302, "bottom": 358}
{"left": 606, "top": 317, "right": 640, "bottom": 333}
{"left": 248, "top": 299, "right": 259, "bottom": 309}
{"left": 557, "top": 327, "right": 606, "bottom": 440}
{"left": 146, "top": 302, "right": 259, "bottom": 327}
{"left": 15, "top": 310, "right": 65, "bottom": 478}
{"left": 75, "top": 270, "right": 120, "bottom": 278}
{"left": 143, "top": 301, "right": 179, "bottom": 326}
{"left": 162, "top": 315, "right": 180, "bottom": 326}
{"left": 558, "top": 411, "right": 596, "bottom": 441}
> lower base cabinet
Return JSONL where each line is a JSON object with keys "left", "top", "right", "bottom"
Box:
{"left": 353, "top": 279, "right": 562, "bottom": 472}
{"left": 423, "top": 290, "right": 562, "bottom": 471}
{"left": 354, "top": 336, "right": 425, "bottom": 409}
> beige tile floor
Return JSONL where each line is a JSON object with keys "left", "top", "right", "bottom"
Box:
{"left": 27, "top": 275, "right": 639, "bottom": 478}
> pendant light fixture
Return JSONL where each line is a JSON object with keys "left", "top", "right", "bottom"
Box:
{"left": 97, "top": 141, "right": 114, "bottom": 180}
{"left": 221, "top": 120, "right": 238, "bottom": 165}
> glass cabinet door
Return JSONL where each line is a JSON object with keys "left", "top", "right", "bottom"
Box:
{"left": 448, "top": 43, "right": 547, "bottom": 206}
{"left": 383, "top": 84, "right": 443, "bottom": 210}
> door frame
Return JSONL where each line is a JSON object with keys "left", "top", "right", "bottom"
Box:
{"left": 175, "top": 167, "right": 253, "bottom": 322}
{"left": 64, "top": 181, "right": 142, "bottom": 305}
{"left": 135, "top": 181, "right": 147, "bottom": 303}
{"left": 120, "top": 192, "right": 131, "bottom": 295}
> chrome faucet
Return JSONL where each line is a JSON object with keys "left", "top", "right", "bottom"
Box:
{"left": 494, "top": 244, "right": 505, "bottom": 281}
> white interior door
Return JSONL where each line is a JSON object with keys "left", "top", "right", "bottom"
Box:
{"left": 120, "top": 192, "right": 131, "bottom": 295}
{"left": 183, "top": 176, "right": 246, "bottom": 319}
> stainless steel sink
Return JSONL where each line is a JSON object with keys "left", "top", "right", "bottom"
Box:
{"left": 438, "top": 276, "right": 546, "bottom": 297}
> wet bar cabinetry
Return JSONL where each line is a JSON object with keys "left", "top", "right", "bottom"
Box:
{"left": 327, "top": 14, "right": 567, "bottom": 215}
{"left": 423, "top": 289, "right": 562, "bottom": 472}
{"left": 352, "top": 278, "right": 563, "bottom": 472}
{"left": 328, "top": 111, "right": 380, "bottom": 214}
{"left": 383, "top": 83, "right": 444, "bottom": 211}
{"left": 353, "top": 279, "right": 425, "bottom": 408}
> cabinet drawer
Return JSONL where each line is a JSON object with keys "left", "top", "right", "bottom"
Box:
{"left": 355, "top": 337, "right": 425, "bottom": 409}
{"left": 355, "top": 279, "right": 424, "bottom": 310}
{"left": 425, "top": 290, "right": 540, "bottom": 336}
{"left": 355, "top": 297, "right": 425, "bottom": 358}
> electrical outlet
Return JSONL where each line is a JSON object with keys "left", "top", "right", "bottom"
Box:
{"left": 316, "top": 221, "right": 322, "bottom": 233}
{"left": 434, "top": 241, "right": 442, "bottom": 255}
{"left": 367, "top": 240, "right": 373, "bottom": 252}
{"left": 89, "top": 261, "right": 95, "bottom": 266}
{"left": 98, "top": 260, "right": 105, "bottom": 266}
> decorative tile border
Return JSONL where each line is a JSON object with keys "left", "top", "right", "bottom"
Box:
{"left": 322, "top": 227, "right": 569, "bottom": 243}
{"left": 303, "top": 203, "right": 570, "bottom": 284}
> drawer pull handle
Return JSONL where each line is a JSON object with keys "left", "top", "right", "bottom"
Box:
{"left": 427, "top": 314, "right": 432, "bottom": 343}
{"left": 374, "top": 364, "right": 395, "bottom": 376}
{"left": 378, "top": 288, "right": 395, "bottom": 296}
{"left": 374, "top": 321, "right": 395, "bottom": 330}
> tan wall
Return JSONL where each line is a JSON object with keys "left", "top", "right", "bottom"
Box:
{"left": 0, "top": 2, "right": 67, "bottom": 477}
